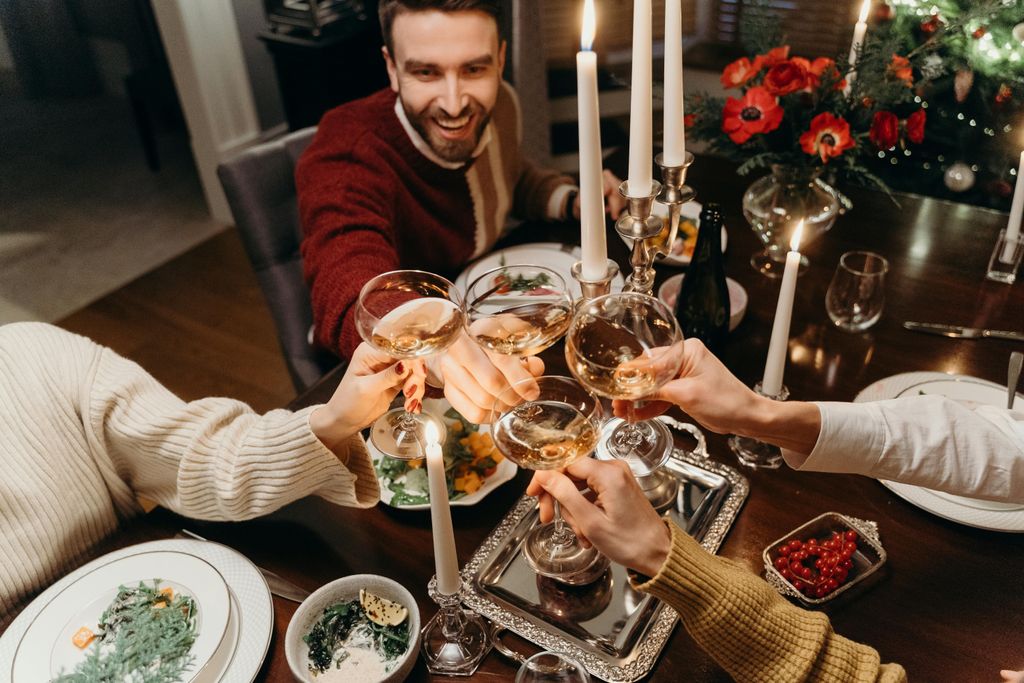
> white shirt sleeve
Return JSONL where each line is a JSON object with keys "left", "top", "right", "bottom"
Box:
{"left": 782, "top": 396, "right": 1024, "bottom": 503}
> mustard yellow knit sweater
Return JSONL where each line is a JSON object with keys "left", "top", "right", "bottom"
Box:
{"left": 634, "top": 522, "right": 907, "bottom": 682}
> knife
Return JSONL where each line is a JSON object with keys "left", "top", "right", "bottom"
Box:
{"left": 903, "top": 322, "right": 1024, "bottom": 341}
{"left": 176, "top": 529, "right": 311, "bottom": 603}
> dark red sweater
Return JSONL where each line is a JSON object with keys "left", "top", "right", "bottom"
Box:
{"left": 297, "top": 84, "right": 570, "bottom": 359}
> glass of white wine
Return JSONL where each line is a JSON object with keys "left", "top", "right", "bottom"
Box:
{"left": 564, "top": 293, "right": 684, "bottom": 477}
{"left": 355, "top": 270, "right": 463, "bottom": 459}
{"left": 490, "top": 376, "right": 609, "bottom": 584}
{"left": 463, "top": 265, "right": 573, "bottom": 357}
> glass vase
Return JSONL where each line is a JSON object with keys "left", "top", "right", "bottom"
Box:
{"left": 742, "top": 165, "right": 840, "bottom": 278}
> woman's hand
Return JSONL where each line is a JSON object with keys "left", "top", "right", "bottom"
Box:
{"left": 526, "top": 458, "right": 671, "bottom": 577}
{"left": 310, "top": 343, "right": 425, "bottom": 452}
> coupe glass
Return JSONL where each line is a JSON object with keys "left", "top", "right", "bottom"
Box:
{"left": 490, "top": 376, "right": 609, "bottom": 584}
{"left": 564, "top": 293, "right": 684, "bottom": 477}
{"left": 516, "top": 651, "right": 591, "bottom": 683}
{"left": 464, "top": 265, "right": 573, "bottom": 357}
{"left": 355, "top": 270, "right": 463, "bottom": 459}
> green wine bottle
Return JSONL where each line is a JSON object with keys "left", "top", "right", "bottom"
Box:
{"left": 673, "top": 203, "right": 730, "bottom": 353}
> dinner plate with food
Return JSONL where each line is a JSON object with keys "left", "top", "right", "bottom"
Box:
{"left": 1, "top": 539, "right": 272, "bottom": 683}
{"left": 454, "top": 243, "right": 625, "bottom": 300}
{"left": 855, "top": 371, "right": 1024, "bottom": 532}
{"left": 618, "top": 200, "right": 727, "bottom": 267}
{"left": 368, "top": 398, "right": 518, "bottom": 510}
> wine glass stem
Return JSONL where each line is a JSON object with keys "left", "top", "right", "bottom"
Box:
{"left": 550, "top": 500, "right": 574, "bottom": 547}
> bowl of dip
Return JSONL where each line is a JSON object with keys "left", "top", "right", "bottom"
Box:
{"left": 286, "top": 574, "right": 421, "bottom": 683}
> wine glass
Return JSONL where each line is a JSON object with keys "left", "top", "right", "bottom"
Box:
{"left": 490, "top": 376, "right": 610, "bottom": 585}
{"left": 355, "top": 270, "right": 463, "bottom": 459}
{"left": 516, "top": 651, "right": 591, "bottom": 683}
{"left": 463, "top": 265, "right": 573, "bottom": 357}
{"left": 564, "top": 292, "right": 684, "bottom": 477}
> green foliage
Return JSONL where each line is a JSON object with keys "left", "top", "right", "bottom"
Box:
{"left": 53, "top": 581, "right": 197, "bottom": 683}
{"left": 303, "top": 599, "right": 410, "bottom": 674}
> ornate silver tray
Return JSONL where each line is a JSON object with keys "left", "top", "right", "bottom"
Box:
{"left": 459, "top": 446, "right": 749, "bottom": 682}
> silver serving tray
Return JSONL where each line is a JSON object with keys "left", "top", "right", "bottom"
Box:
{"left": 459, "top": 447, "right": 749, "bottom": 682}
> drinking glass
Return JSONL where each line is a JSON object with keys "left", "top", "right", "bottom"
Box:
{"left": 464, "top": 265, "right": 573, "bottom": 357}
{"left": 355, "top": 270, "right": 463, "bottom": 459}
{"left": 564, "top": 293, "right": 684, "bottom": 477}
{"left": 490, "top": 376, "right": 609, "bottom": 584}
{"left": 825, "top": 251, "right": 889, "bottom": 332}
{"left": 516, "top": 651, "right": 591, "bottom": 683}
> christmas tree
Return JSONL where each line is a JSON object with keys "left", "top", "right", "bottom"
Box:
{"left": 863, "top": 0, "right": 1024, "bottom": 207}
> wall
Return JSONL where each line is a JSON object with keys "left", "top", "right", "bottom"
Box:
{"left": 230, "top": 0, "right": 286, "bottom": 133}
{"left": 0, "top": 13, "right": 13, "bottom": 71}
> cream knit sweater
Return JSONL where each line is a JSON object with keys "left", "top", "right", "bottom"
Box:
{"left": 0, "top": 323, "right": 379, "bottom": 623}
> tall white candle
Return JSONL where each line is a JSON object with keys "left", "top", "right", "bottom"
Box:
{"left": 662, "top": 0, "right": 685, "bottom": 166}
{"left": 578, "top": 0, "right": 607, "bottom": 280}
{"left": 425, "top": 422, "right": 460, "bottom": 596}
{"left": 762, "top": 221, "right": 803, "bottom": 397}
{"left": 1001, "top": 151, "right": 1024, "bottom": 263}
{"left": 844, "top": 0, "right": 870, "bottom": 94}
{"left": 627, "top": 0, "right": 653, "bottom": 196}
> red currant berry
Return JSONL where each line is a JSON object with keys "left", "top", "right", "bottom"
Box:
{"left": 844, "top": 530, "right": 858, "bottom": 542}
{"left": 775, "top": 556, "right": 789, "bottom": 570}
{"left": 778, "top": 545, "right": 791, "bottom": 557}
{"left": 840, "top": 559, "right": 853, "bottom": 571}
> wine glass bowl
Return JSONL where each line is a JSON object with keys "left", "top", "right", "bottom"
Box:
{"left": 564, "top": 293, "right": 684, "bottom": 476}
{"left": 490, "top": 376, "right": 610, "bottom": 584}
{"left": 356, "top": 270, "right": 463, "bottom": 459}
{"left": 516, "top": 651, "right": 591, "bottom": 683}
{"left": 464, "top": 265, "right": 573, "bottom": 357}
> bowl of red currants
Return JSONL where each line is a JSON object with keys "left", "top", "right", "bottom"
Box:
{"left": 762, "top": 512, "right": 887, "bottom": 605}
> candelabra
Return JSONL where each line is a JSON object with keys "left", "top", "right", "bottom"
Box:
{"left": 570, "top": 259, "right": 620, "bottom": 304}
{"left": 422, "top": 576, "right": 491, "bottom": 675}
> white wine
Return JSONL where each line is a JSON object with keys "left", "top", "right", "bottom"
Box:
{"left": 565, "top": 316, "right": 677, "bottom": 400}
{"left": 370, "top": 298, "right": 462, "bottom": 357}
{"left": 469, "top": 303, "right": 571, "bottom": 356}
{"left": 491, "top": 400, "right": 597, "bottom": 470}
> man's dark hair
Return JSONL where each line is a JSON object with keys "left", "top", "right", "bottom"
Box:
{"left": 378, "top": 0, "right": 502, "bottom": 54}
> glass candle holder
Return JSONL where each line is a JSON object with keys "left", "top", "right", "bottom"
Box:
{"left": 986, "top": 229, "right": 1024, "bottom": 285}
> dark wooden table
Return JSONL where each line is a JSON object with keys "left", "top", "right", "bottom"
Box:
{"left": 24, "top": 155, "right": 1024, "bottom": 681}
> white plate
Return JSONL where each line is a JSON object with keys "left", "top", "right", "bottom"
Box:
{"left": 12, "top": 550, "right": 229, "bottom": 682}
{"left": 618, "top": 200, "right": 727, "bottom": 267}
{"left": 368, "top": 397, "right": 518, "bottom": 510}
{"left": 1, "top": 539, "right": 272, "bottom": 683}
{"left": 455, "top": 243, "right": 625, "bottom": 300}
{"left": 855, "top": 372, "right": 1024, "bottom": 531}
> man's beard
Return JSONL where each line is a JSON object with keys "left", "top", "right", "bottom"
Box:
{"left": 402, "top": 97, "right": 491, "bottom": 164}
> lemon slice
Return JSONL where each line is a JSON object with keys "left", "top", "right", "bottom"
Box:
{"left": 359, "top": 589, "right": 408, "bottom": 627}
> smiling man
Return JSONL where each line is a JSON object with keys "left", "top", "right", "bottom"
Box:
{"left": 296, "top": 0, "right": 623, "bottom": 421}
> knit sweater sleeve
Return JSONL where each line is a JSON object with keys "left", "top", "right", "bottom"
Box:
{"left": 86, "top": 341, "right": 380, "bottom": 521}
{"left": 633, "top": 522, "right": 906, "bottom": 683}
{"left": 297, "top": 113, "right": 400, "bottom": 360}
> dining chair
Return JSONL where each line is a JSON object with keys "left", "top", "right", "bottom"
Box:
{"left": 217, "top": 126, "right": 339, "bottom": 393}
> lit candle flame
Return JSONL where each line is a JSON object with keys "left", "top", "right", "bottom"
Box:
{"left": 425, "top": 421, "right": 440, "bottom": 447}
{"left": 581, "top": 0, "right": 596, "bottom": 52}
{"left": 790, "top": 220, "right": 804, "bottom": 251}
{"left": 858, "top": 0, "right": 870, "bottom": 24}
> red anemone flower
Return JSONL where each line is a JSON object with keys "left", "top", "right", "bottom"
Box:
{"left": 721, "top": 56, "right": 764, "bottom": 89}
{"left": 905, "top": 108, "right": 926, "bottom": 143}
{"left": 722, "top": 86, "right": 784, "bottom": 144}
{"left": 888, "top": 55, "right": 913, "bottom": 87}
{"left": 760, "top": 46, "right": 791, "bottom": 66}
{"left": 800, "top": 112, "right": 855, "bottom": 162}
{"left": 807, "top": 57, "right": 846, "bottom": 91}
{"left": 763, "top": 59, "right": 810, "bottom": 96}
{"left": 869, "top": 111, "right": 899, "bottom": 150}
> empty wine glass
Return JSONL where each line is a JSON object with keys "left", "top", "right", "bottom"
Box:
{"left": 516, "top": 651, "right": 591, "bottom": 683}
{"left": 355, "top": 270, "right": 463, "bottom": 459}
{"left": 825, "top": 251, "right": 889, "bottom": 332}
{"left": 464, "top": 265, "right": 573, "bottom": 357}
{"left": 564, "top": 293, "right": 684, "bottom": 477}
{"left": 490, "top": 376, "right": 609, "bottom": 584}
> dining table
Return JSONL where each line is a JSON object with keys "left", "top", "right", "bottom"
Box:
{"left": 10, "top": 153, "right": 1024, "bottom": 682}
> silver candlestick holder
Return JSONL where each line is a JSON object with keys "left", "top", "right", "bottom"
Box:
{"left": 728, "top": 382, "right": 789, "bottom": 469}
{"left": 570, "top": 259, "right": 620, "bottom": 304}
{"left": 422, "top": 576, "right": 491, "bottom": 676}
{"left": 615, "top": 180, "right": 664, "bottom": 296}
{"left": 655, "top": 152, "right": 697, "bottom": 265}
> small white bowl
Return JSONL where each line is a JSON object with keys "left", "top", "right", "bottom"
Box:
{"left": 658, "top": 273, "right": 748, "bottom": 332}
{"left": 285, "top": 574, "right": 421, "bottom": 683}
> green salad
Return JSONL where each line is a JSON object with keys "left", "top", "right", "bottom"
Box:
{"left": 374, "top": 409, "right": 504, "bottom": 506}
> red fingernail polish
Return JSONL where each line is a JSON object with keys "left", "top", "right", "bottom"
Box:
{"left": 408, "top": 384, "right": 418, "bottom": 395}
{"left": 396, "top": 362, "right": 404, "bottom": 374}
